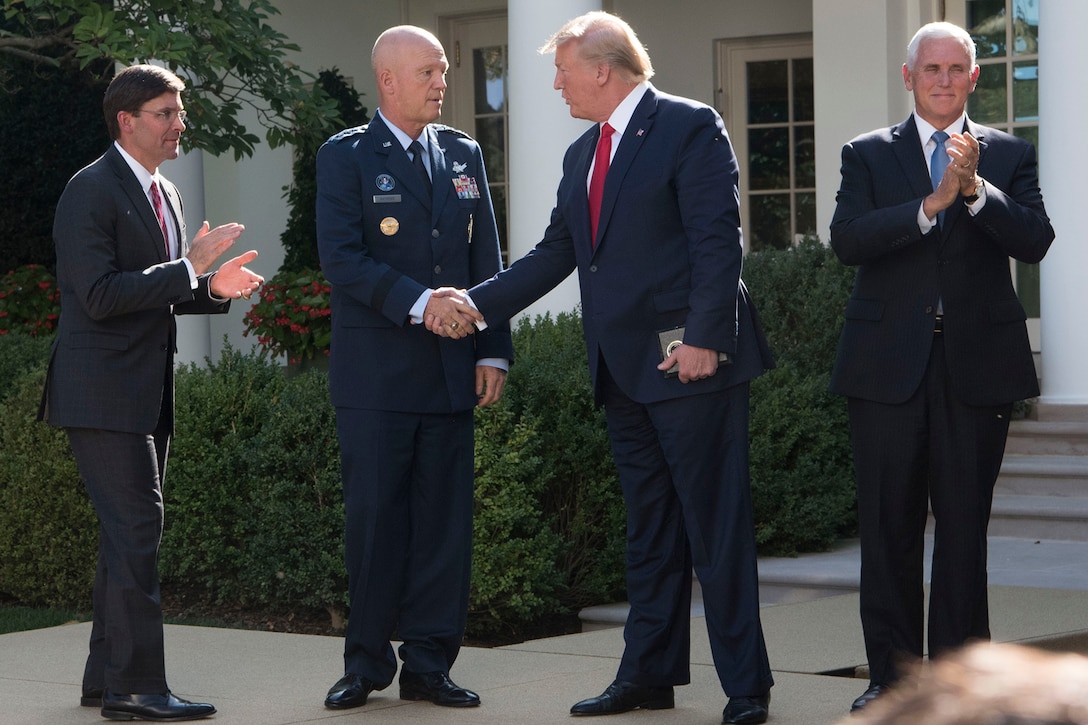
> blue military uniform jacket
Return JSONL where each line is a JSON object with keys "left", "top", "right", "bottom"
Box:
{"left": 316, "top": 115, "right": 512, "bottom": 413}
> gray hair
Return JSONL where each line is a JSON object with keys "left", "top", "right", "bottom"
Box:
{"left": 906, "top": 22, "right": 977, "bottom": 70}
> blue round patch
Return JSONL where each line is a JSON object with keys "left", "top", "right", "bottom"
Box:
{"left": 376, "top": 174, "right": 395, "bottom": 192}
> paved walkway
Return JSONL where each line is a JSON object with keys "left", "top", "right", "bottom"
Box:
{"left": 3, "top": 536, "right": 1087, "bottom": 725}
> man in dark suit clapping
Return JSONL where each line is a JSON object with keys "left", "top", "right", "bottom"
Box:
{"left": 40, "top": 64, "right": 263, "bottom": 721}
{"left": 828, "top": 22, "right": 1054, "bottom": 714}
{"left": 427, "top": 11, "right": 775, "bottom": 724}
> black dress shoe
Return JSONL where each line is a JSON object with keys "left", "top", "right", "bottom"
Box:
{"left": 324, "top": 672, "right": 379, "bottom": 709}
{"left": 100, "top": 690, "right": 215, "bottom": 721}
{"left": 722, "top": 692, "right": 770, "bottom": 724}
{"left": 81, "top": 687, "right": 104, "bottom": 707}
{"left": 399, "top": 669, "right": 480, "bottom": 707}
{"left": 570, "top": 680, "right": 675, "bottom": 716}
{"left": 851, "top": 683, "right": 891, "bottom": 712}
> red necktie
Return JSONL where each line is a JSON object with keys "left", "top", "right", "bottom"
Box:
{"left": 150, "top": 181, "right": 170, "bottom": 257}
{"left": 588, "top": 123, "right": 615, "bottom": 245}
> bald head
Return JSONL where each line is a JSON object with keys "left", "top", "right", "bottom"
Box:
{"left": 371, "top": 25, "right": 449, "bottom": 138}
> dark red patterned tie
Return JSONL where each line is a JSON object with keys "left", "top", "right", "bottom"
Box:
{"left": 150, "top": 181, "right": 170, "bottom": 257}
{"left": 588, "top": 123, "right": 615, "bottom": 246}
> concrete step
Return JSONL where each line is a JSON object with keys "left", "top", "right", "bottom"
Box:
{"left": 988, "top": 494, "right": 1088, "bottom": 541}
{"left": 1005, "top": 420, "right": 1088, "bottom": 456}
{"left": 998, "top": 454, "right": 1088, "bottom": 496}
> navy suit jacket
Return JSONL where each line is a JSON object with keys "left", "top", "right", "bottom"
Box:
{"left": 316, "top": 116, "right": 513, "bottom": 414}
{"left": 40, "top": 145, "right": 229, "bottom": 434}
{"left": 829, "top": 116, "right": 1053, "bottom": 406}
{"left": 470, "top": 86, "right": 772, "bottom": 405}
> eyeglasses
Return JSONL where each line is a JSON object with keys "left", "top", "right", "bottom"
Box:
{"left": 133, "top": 108, "right": 188, "bottom": 124}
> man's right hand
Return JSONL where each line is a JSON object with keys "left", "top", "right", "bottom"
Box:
{"left": 424, "top": 288, "right": 484, "bottom": 339}
{"left": 185, "top": 221, "right": 245, "bottom": 275}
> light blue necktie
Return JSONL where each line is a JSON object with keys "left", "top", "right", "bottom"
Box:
{"left": 930, "top": 131, "right": 949, "bottom": 227}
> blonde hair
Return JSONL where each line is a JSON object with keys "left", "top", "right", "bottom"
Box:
{"left": 540, "top": 11, "right": 654, "bottom": 83}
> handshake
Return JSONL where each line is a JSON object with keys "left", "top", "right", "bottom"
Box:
{"left": 422, "top": 287, "right": 485, "bottom": 339}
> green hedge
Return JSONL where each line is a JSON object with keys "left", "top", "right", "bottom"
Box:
{"left": 0, "top": 241, "right": 858, "bottom": 632}
{"left": 744, "top": 237, "right": 859, "bottom": 554}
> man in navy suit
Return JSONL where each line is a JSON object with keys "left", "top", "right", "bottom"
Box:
{"left": 829, "top": 22, "right": 1054, "bottom": 713}
{"left": 428, "top": 12, "right": 774, "bottom": 724}
{"left": 315, "top": 25, "right": 512, "bottom": 712}
{"left": 40, "top": 64, "right": 263, "bottom": 721}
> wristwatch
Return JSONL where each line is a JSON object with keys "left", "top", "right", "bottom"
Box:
{"left": 964, "top": 178, "right": 984, "bottom": 204}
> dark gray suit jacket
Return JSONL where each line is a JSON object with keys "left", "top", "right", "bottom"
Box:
{"left": 40, "top": 144, "right": 228, "bottom": 434}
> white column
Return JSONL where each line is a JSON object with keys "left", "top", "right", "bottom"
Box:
{"left": 507, "top": 0, "right": 599, "bottom": 321}
{"left": 166, "top": 147, "right": 212, "bottom": 367}
{"left": 812, "top": 0, "right": 927, "bottom": 245}
{"left": 1038, "top": 1, "right": 1088, "bottom": 409}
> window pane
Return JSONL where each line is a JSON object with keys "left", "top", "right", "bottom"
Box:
{"left": 748, "top": 127, "right": 789, "bottom": 190}
{"left": 792, "top": 58, "right": 814, "bottom": 122}
{"left": 794, "top": 192, "right": 817, "bottom": 241}
{"left": 794, "top": 125, "right": 815, "bottom": 188}
{"left": 1012, "top": 61, "right": 1038, "bottom": 122}
{"left": 1014, "top": 125, "right": 1038, "bottom": 150}
{"left": 747, "top": 60, "right": 788, "bottom": 124}
{"left": 473, "top": 46, "right": 505, "bottom": 114}
{"left": 1012, "top": 0, "right": 1039, "bottom": 56}
{"left": 749, "top": 194, "right": 791, "bottom": 251}
{"left": 968, "top": 63, "right": 1007, "bottom": 124}
{"left": 968, "top": 0, "right": 1007, "bottom": 60}
{"left": 474, "top": 117, "right": 505, "bottom": 183}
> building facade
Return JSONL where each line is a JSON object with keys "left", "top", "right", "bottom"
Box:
{"left": 173, "top": 0, "right": 1086, "bottom": 412}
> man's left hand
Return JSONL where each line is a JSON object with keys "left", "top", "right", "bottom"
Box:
{"left": 476, "top": 365, "right": 507, "bottom": 407}
{"left": 209, "top": 250, "right": 264, "bottom": 300}
{"left": 657, "top": 344, "right": 719, "bottom": 383}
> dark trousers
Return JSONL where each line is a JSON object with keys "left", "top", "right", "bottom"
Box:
{"left": 335, "top": 407, "right": 475, "bottom": 686}
{"left": 600, "top": 365, "right": 773, "bottom": 697}
{"left": 849, "top": 336, "right": 1011, "bottom": 685}
{"left": 67, "top": 415, "right": 171, "bottom": 695}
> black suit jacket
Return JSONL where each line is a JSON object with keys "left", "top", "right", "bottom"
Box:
{"left": 40, "top": 144, "right": 228, "bottom": 434}
{"left": 470, "top": 86, "right": 772, "bottom": 405}
{"left": 829, "top": 116, "right": 1053, "bottom": 406}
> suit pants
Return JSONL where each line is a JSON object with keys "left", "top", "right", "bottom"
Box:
{"left": 335, "top": 407, "right": 475, "bottom": 686}
{"left": 66, "top": 416, "right": 171, "bottom": 695}
{"left": 848, "top": 335, "right": 1011, "bottom": 685}
{"left": 600, "top": 364, "right": 773, "bottom": 697}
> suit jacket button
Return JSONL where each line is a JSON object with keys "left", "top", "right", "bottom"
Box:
{"left": 434, "top": 265, "right": 442, "bottom": 274}
{"left": 589, "top": 265, "right": 598, "bottom": 273}
{"left": 431, "top": 229, "right": 440, "bottom": 238}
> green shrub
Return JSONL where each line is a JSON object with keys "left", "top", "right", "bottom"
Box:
{"left": 240, "top": 368, "right": 346, "bottom": 618}
{"left": 0, "top": 368, "right": 94, "bottom": 608}
{"left": 160, "top": 343, "right": 287, "bottom": 603}
{"left": 470, "top": 405, "right": 564, "bottom": 635}
{"left": 0, "top": 329, "right": 53, "bottom": 404}
{"left": 0, "top": 250, "right": 859, "bottom": 629}
{"left": 497, "top": 312, "right": 627, "bottom": 609}
{"left": 744, "top": 238, "right": 858, "bottom": 555}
